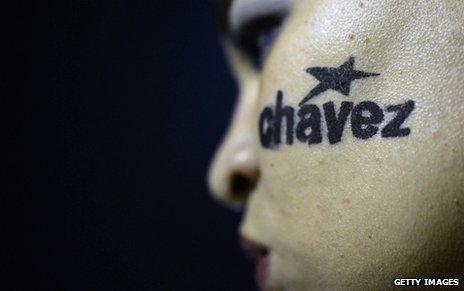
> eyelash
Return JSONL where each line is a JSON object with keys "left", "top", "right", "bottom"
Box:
{"left": 234, "top": 14, "right": 284, "bottom": 70}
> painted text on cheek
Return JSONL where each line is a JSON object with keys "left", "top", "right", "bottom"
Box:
{"left": 258, "top": 90, "right": 415, "bottom": 148}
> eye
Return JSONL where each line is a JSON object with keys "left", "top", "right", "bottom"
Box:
{"left": 234, "top": 14, "right": 285, "bottom": 70}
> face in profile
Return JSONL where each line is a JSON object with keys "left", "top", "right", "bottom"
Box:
{"left": 208, "top": 0, "right": 464, "bottom": 290}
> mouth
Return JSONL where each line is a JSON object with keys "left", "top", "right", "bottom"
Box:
{"left": 240, "top": 234, "right": 270, "bottom": 291}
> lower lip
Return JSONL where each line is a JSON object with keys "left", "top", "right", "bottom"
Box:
{"left": 255, "top": 255, "right": 270, "bottom": 291}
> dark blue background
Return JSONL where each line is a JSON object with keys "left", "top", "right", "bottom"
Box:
{"left": 6, "top": 1, "right": 256, "bottom": 290}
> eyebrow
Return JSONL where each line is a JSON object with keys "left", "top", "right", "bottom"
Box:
{"left": 214, "top": 0, "right": 233, "bottom": 36}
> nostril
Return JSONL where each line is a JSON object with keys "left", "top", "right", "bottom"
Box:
{"left": 229, "top": 170, "right": 259, "bottom": 203}
{"left": 230, "top": 173, "right": 252, "bottom": 202}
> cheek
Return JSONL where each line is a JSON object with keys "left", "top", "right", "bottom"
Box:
{"left": 253, "top": 36, "right": 464, "bottom": 291}
{"left": 249, "top": 0, "right": 464, "bottom": 287}
{"left": 258, "top": 139, "right": 464, "bottom": 286}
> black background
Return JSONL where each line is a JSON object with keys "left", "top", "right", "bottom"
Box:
{"left": 6, "top": 1, "right": 256, "bottom": 290}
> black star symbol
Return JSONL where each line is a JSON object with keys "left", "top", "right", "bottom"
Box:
{"left": 299, "top": 56, "right": 380, "bottom": 106}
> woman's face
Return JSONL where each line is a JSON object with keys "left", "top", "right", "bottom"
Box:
{"left": 208, "top": 0, "right": 464, "bottom": 290}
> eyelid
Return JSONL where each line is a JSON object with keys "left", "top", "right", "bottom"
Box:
{"left": 231, "top": 14, "right": 284, "bottom": 68}
{"left": 233, "top": 14, "right": 284, "bottom": 44}
{"left": 229, "top": 0, "right": 292, "bottom": 35}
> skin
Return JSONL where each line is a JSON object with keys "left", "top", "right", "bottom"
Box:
{"left": 208, "top": 1, "right": 464, "bottom": 290}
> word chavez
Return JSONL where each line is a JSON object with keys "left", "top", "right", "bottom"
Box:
{"left": 258, "top": 91, "right": 415, "bottom": 148}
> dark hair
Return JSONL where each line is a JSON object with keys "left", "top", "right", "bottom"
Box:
{"left": 214, "top": 0, "right": 233, "bottom": 35}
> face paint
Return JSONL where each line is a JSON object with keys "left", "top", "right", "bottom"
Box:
{"left": 299, "top": 57, "right": 380, "bottom": 106}
{"left": 259, "top": 57, "right": 415, "bottom": 148}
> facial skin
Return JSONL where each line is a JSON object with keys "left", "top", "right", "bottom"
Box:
{"left": 208, "top": 1, "right": 464, "bottom": 290}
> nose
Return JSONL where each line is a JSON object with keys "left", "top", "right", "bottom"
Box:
{"left": 208, "top": 81, "right": 260, "bottom": 207}
{"left": 209, "top": 137, "right": 259, "bottom": 206}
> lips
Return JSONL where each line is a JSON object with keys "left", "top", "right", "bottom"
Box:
{"left": 240, "top": 235, "right": 270, "bottom": 291}
{"left": 255, "top": 255, "right": 270, "bottom": 291}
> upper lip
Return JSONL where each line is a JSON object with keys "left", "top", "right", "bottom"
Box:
{"left": 240, "top": 232, "right": 271, "bottom": 291}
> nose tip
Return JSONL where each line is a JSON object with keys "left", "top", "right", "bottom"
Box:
{"left": 208, "top": 142, "right": 259, "bottom": 207}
